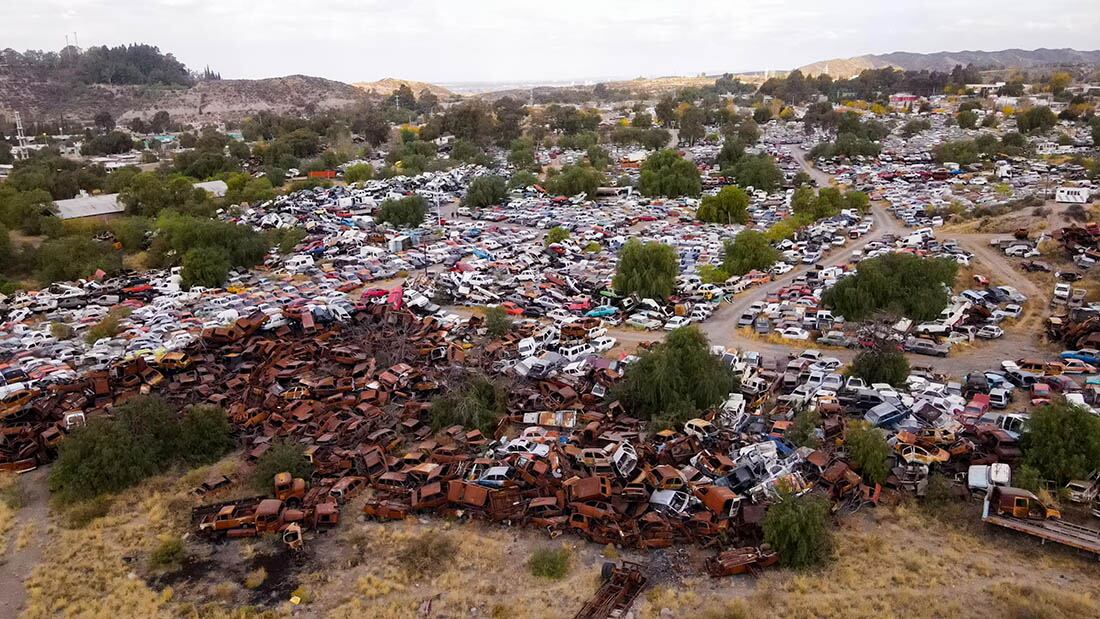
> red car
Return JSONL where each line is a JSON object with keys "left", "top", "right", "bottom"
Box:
{"left": 499, "top": 302, "right": 525, "bottom": 316}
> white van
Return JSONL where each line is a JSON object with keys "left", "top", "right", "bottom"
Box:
{"left": 285, "top": 255, "right": 315, "bottom": 272}
{"left": 517, "top": 337, "right": 540, "bottom": 358}
{"left": 559, "top": 343, "right": 593, "bottom": 362}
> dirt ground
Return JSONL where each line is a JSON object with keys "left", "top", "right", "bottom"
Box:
{"left": 3, "top": 456, "right": 1098, "bottom": 619}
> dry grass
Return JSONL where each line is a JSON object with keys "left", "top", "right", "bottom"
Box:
{"left": 0, "top": 473, "right": 20, "bottom": 547}
{"left": 243, "top": 567, "right": 268, "bottom": 590}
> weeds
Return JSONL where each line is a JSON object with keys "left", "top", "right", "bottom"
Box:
{"left": 396, "top": 530, "right": 457, "bottom": 577}
{"left": 59, "top": 495, "right": 113, "bottom": 528}
{"left": 527, "top": 546, "right": 571, "bottom": 579}
{"left": 243, "top": 567, "right": 268, "bottom": 589}
{"left": 149, "top": 535, "right": 185, "bottom": 569}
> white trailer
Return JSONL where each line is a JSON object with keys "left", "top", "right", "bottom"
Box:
{"left": 1055, "top": 186, "right": 1089, "bottom": 204}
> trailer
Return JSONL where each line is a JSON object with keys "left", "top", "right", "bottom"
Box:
{"left": 573, "top": 561, "right": 648, "bottom": 619}
{"left": 982, "top": 487, "right": 1100, "bottom": 558}
{"left": 1055, "top": 187, "right": 1090, "bottom": 204}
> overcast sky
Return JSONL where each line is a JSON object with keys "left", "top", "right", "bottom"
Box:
{"left": 4, "top": 0, "right": 1099, "bottom": 85}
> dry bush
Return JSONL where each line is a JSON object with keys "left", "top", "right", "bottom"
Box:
{"left": 243, "top": 567, "right": 267, "bottom": 589}
{"left": 395, "top": 530, "right": 457, "bottom": 577}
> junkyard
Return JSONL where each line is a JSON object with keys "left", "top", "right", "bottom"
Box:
{"left": 4, "top": 10, "right": 1100, "bottom": 618}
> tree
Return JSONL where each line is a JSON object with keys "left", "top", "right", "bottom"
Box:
{"left": 956, "top": 110, "right": 978, "bottom": 129}
{"left": 0, "top": 222, "right": 12, "bottom": 267}
{"left": 696, "top": 186, "right": 749, "bottom": 224}
{"left": 1016, "top": 106, "right": 1057, "bottom": 134}
{"left": 788, "top": 408, "right": 821, "bottom": 448}
{"left": 430, "top": 375, "right": 508, "bottom": 435}
{"left": 901, "top": 119, "right": 931, "bottom": 137}
{"left": 376, "top": 195, "right": 428, "bottom": 227}
{"left": 177, "top": 405, "right": 234, "bottom": 465}
{"left": 546, "top": 164, "right": 603, "bottom": 197}
{"left": 762, "top": 492, "right": 831, "bottom": 569}
{"left": 417, "top": 88, "right": 440, "bottom": 114}
{"left": 849, "top": 347, "right": 910, "bottom": 387}
{"left": 614, "top": 326, "right": 736, "bottom": 426}
{"left": 509, "top": 170, "right": 538, "bottom": 190}
{"left": 731, "top": 154, "right": 782, "bottom": 193}
{"left": 484, "top": 306, "right": 513, "bottom": 337}
{"left": 343, "top": 163, "right": 374, "bottom": 183}
{"left": 80, "top": 131, "right": 135, "bottom": 156}
{"left": 722, "top": 230, "right": 779, "bottom": 276}
{"left": 752, "top": 106, "right": 773, "bottom": 123}
{"left": 94, "top": 110, "right": 115, "bottom": 131}
{"left": 586, "top": 145, "right": 611, "bottom": 170}
{"left": 464, "top": 175, "right": 508, "bottom": 208}
{"left": 251, "top": 443, "right": 313, "bottom": 493}
{"left": 612, "top": 239, "right": 678, "bottom": 300}
{"left": 639, "top": 149, "right": 700, "bottom": 198}
{"left": 655, "top": 97, "right": 677, "bottom": 127}
{"left": 715, "top": 139, "right": 744, "bottom": 170}
{"left": 680, "top": 105, "right": 706, "bottom": 145}
{"left": 933, "top": 139, "right": 981, "bottom": 165}
{"left": 508, "top": 138, "right": 536, "bottom": 170}
{"left": 1047, "top": 71, "right": 1072, "bottom": 95}
{"left": 822, "top": 253, "right": 958, "bottom": 322}
{"left": 845, "top": 421, "right": 891, "bottom": 484}
{"left": 631, "top": 112, "right": 653, "bottom": 128}
{"left": 181, "top": 246, "right": 231, "bottom": 289}
{"left": 545, "top": 226, "right": 570, "bottom": 246}
{"left": 150, "top": 110, "right": 171, "bottom": 133}
{"left": 37, "top": 237, "right": 121, "bottom": 284}
{"left": 1021, "top": 402, "right": 1100, "bottom": 485}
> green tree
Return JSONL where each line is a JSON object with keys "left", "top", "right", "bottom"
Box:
{"left": 614, "top": 327, "right": 736, "bottom": 426}
{"left": 762, "top": 491, "right": 831, "bottom": 569}
{"left": 680, "top": 105, "right": 706, "bottom": 145}
{"left": 1021, "top": 402, "right": 1100, "bottom": 485}
{"left": 788, "top": 408, "right": 821, "bottom": 448}
{"left": 612, "top": 239, "right": 678, "bottom": 300}
{"left": 508, "top": 138, "right": 536, "bottom": 170}
{"left": 343, "top": 163, "right": 375, "bottom": 183}
{"left": 845, "top": 421, "right": 891, "bottom": 484}
{"left": 631, "top": 112, "right": 653, "bottom": 128}
{"left": 484, "top": 306, "right": 513, "bottom": 337}
{"left": 956, "top": 110, "right": 978, "bottom": 129}
{"left": 722, "top": 230, "right": 779, "bottom": 276}
{"left": 933, "top": 139, "right": 981, "bottom": 165}
{"left": 849, "top": 348, "right": 910, "bottom": 387}
{"left": 177, "top": 405, "right": 234, "bottom": 465}
{"left": 546, "top": 164, "right": 603, "bottom": 197}
{"left": 822, "top": 253, "right": 958, "bottom": 322}
{"left": 545, "top": 226, "right": 570, "bottom": 246}
{"left": 655, "top": 97, "right": 677, "bottom": 127}
{"left": 37, "top": 237, "right": 121, "bottom": 285}
{"left": 901, "top": 119, "right": 931, "bottom": 137}
{"left": 731, "top": 154, "right": 782, "bottom": 193}
{"left": 181, "top": 246, "right": 231, "bottom": 289}
{"left": 696, "top": 186, "right": 749, "bottom": 224}
{"left": 464, "top": 175, "right": 508, "bottom": 207}
{"left": 1016, "top": 106, "right": 1057, "bottom": 134}
{"left": 251, "top": 443, "right": 313, "bottom": 493}
{"left": 639, "top": 149, "right": 700, "bottom": 198}
{"left": 715, "top": 139, "right": 744, "bottom": 169}
{"left": 586, "top": 145, "right": 611, "bottom": 170}
{"left": 376, "top": 195, "right": 428, "bottom": 227}
{"left": 0, "top": 222, "right": 12, "bottom": 267}
{"left": 509, "top": 170, "right": 538, "bottom": 189}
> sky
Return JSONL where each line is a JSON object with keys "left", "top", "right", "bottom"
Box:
{"left": 3, "top": 0, "right": 1100, "bottom": 85}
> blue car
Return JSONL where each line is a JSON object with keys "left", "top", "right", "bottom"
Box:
{"left": 585, "top": 306, "right": 617, "bottom": 318}
{"left": 1061, "top": 349, "right": 1100, "bottom": 365}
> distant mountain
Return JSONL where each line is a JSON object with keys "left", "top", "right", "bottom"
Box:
{"left": 353, "top": 78, "right": 454, "bottom": 99}
{"left": 798, "top": 48, "right": 1100, "bottom": 78}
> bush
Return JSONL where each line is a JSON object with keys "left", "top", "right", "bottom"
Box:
{"left": 722, "top": 230, "right": 779, "bottom": 276}
{"left": 343, "top": 163, "right": 374, "bottom": 183}
{"left": 762, "top": 491, "right": 831, "bottom": 569}
{"left": 50, "top": 322, "right": 74, "bottom": 340}
{"left": 84, "top": 306, "right": 132, "bottom": 344}
{"left": 397, "top": 531, "right": 457, "bottom": 577}
{"left": 639, "top": 149, "right": 700, "bottom": 197}
{"left": 181, "top": 246, "right": 231, "bottom": 289}
{"left": 178, "top": 405, "right": 235, "bottom": 465}
{"left": 845, "top": 421, "right": 891, "bottom": 484}
{"left": 464, "top": 175, "right": 508, "bottom": 208}
{"left": 251, "top": 442, "right": 313, "bottom": 493}
{"left": 545, "top": 226, "right": 570, "bottom": 246}
{"left": 484, "top": 306, "right": 513, "bottom": 337}
{"left": 615, "top": 327, "right": 736, "bottom": 426}
{"left": 59, "top": 495, "right": 113, "bottom": 528}
{"left": 244, "top": 567, "right": 268, "bottom": 589}
{"left": 376, "top": 195, "right": 428, "bottom": 227}
{"left": 698, "top": 264, "right": 731, "bottom": 285}
{"left": 37, "top": 237, "right": 122, "bottom": 285}
{"left": 848, "top": 348, "right": 909, "bottom": 387}
{"left": 430, "top": 375, "right": 508, "bottom": 436}
{"left": 150, "top": 535, "right": 185, "bottom": 568}
{"left": 509, "top": 170, "right": 539, "bottom": 189}
{"left": 528, "top": 547, "right": 571, "bottom": 579}
{"left": 265, "top": 227, "right": 308, "bottom": 254}
{"left": 729, "top": 154, "right": 782, "bottom": 193}
{"left": 1021, "top": 402, "right": 1100, "bottom": 486}
{"left": 613, "top": 239, "right": 678, "bottom": 300}
{"left": 787, "top": 408, "right": 821, "bottom": 448}
{"left": 821, "top": 253, "right": 957, "bottom": 322}
{"left": 546, "top": 164, "right": 603, "bottom": 197}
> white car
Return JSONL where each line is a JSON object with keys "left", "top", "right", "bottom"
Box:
{"left": 976, "top": 325, "right": 1004, "bottom": 339}
{"left": 663, "top": 316, "right": 691, "bottom": 331}
{"left": 779, "top": 327, "right": 810, "bottom": 340}
{"left": 591, "top": 336, "right": 617, "bottom": 353}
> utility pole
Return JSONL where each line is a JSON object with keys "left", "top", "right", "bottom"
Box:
{"left": 14, "top": 112, "right": 30, "bottom": 160}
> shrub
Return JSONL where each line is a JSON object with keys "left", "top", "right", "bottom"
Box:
{"left": 375, "top": 195, "right": 427, "bottom": 227}
{"left": 397, "top": 531, "right": 457, "bottom": 576}
{"left": 59, "top": 495, "right": 113, "bottom": 528}
{"left": 430, "top": 375, "right": 508, "bottom": 435}
{"left": 484, "top": 306, "right": 513, "bottom": 337}
{"left": 1021, "top": 402, "right": 1100, "bottom": 485}
{"left": 545, "top": 226, "right": 570, "bottom": 246}
{"left": 50, "top": 322, "right": 74, "bottom": 340}
{"left": 181, "top": 246, "right": 231, "bottom": 289}
{"left": 527, "top": 547, "right": 571, "bottom": 579}
{"left": 509, "top": 170, "right": 539, "bottom": 189}
{"left": 729, "top": 154, "right": 782, "bottom": 193}
{"left": 787, "top": 408, "right": 821, "bottom": 448}
{"left": 722, "top": 230, "right": 779, "bottom": 276}
{"left": 84, "top": 306, "right": 132, "bottom": 344}
{"left": 243, "top": 567, "right": 268, "bottom": 589}
{"left": 697, "top": 186, "right": 749, "bottom": 224}
{"left": 150, "top": 535, "right": 185, "bottom": 568}
{"left": 848, "top": 348, "right": 909, "bottom": 387}
{"left": 251, "top": 442, "right": 313, "bottom": 492}
{"left": 464, "top": 175, "right": 508, "bottom": 208}
{"left": 845, "top": 421, "right": 891, "bottom": 484}
{"left": 762, "top": 491, "right": 831, "bottom": 569}
{"left": 343, "top": 163, "right": 374, "bottom": 183}
{"left": 178, "top": 405, "right": 235, "bottom": 465}
{"left": 546, "top": 164, "right": 603, "bottom": 197}
{"left": 639, "top": 149, "right": 700, "bottom": 197}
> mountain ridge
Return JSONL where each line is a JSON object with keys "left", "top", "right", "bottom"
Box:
{"left": 798, "top": 47, "right": 1100, "bottom": 78}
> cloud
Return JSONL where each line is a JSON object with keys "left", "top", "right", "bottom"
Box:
{"left": 2, "top": 0, "right": 1098, "bottom": 83}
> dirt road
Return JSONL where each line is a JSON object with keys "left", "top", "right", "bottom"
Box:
{"left": 0, "top": 468, "right": 50, "bottom": 619}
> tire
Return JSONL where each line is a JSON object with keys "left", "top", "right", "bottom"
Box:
{"left": 601, "top": 561, "right": 616, "bottom": 581}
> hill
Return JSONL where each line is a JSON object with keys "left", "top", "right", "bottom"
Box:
{"left": 353, "top": 78, "right": 454, "bottom": 99}
{"left": 799, "top": 48, "right": 1100, "bottom": 78}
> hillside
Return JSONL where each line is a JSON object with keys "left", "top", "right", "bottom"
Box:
{"left": 0, "top": 72, "right": 372, "bottom": 125}
{"left": 799, "top": 47, "right": 1100, "bottom": 78}
{"left": 353, "top": 78, "right": 454, "bottom": 99}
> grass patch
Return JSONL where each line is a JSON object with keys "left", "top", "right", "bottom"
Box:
{"left": 149, "top": 535, "right": 185, "bottom": 569}
{"left": 527, "top": 546, "right": 571, "bottom": 580}
{"left": 396, "top": 530, "right": 457, "bottom": 577}
{"left": 243, "top": 567, "right": 268, "bottom": 589}
{"left": 59, "top": 495, "right": 113, "bottom": 529}
{"left": 0, "top": 473, "right": 25, "bottom": 509}
{"left": 989, "top": 583, "right": 1097, "bottom": 619}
